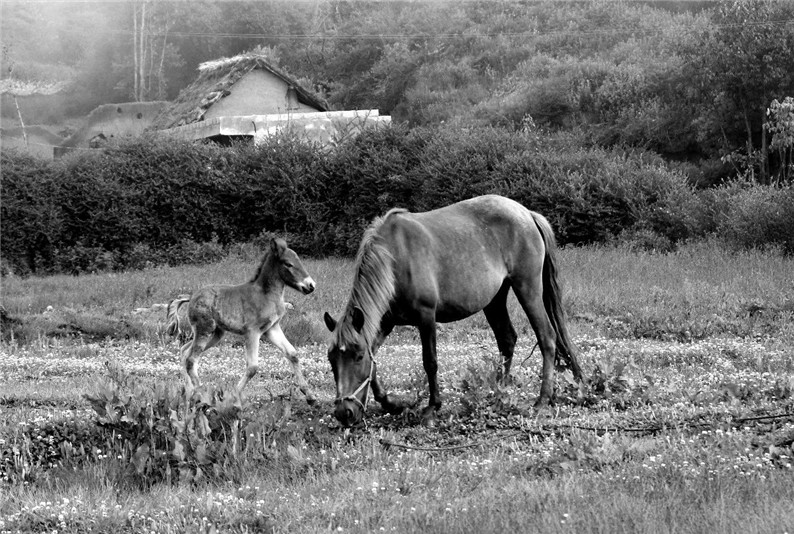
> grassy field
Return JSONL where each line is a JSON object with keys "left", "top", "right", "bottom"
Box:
{"left": 1, "top": 241, "right": 793, "bottom": 533}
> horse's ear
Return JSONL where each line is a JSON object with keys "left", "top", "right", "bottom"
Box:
{"left": 323, "top": 312, "right": 337, "bottom": 332}
{"left": 271, "top": 237, "right": 287, "bottom": 257}
{"left": 351, "top": 306, "right": 365, "bottom": 333}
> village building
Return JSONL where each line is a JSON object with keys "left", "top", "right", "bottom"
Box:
{"left": 53, "top": 101, "right": 168, "bottom": 158}
{"left": 152, "top": 52, "right": 390, "bottom": 146}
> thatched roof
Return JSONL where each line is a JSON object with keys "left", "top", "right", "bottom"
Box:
{"left": 150, "top": 53, "right": 328, "bottom": 130}
{"left": 0, "top": 78, "right": 69, "bottom": 96}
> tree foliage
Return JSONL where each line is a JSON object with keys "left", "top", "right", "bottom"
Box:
{"left": 3, "top": 1, "right": 794, "bottom": 183}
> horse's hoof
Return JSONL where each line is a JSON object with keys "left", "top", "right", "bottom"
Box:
{"left": 420, "top": 406, "right": 438, "bottom": 427}
{"left": 305, "top": 396, "right": 317, "bottom": 406}
{"left": 381, "top": 394, "right": 407, "bottom": 415}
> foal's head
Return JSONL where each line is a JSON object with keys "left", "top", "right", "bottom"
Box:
{"left": 270, "top": 238, "right": 316, "bottom": 295}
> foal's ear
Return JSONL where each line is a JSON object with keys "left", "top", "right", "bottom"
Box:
{"left": 351, "top": 306, "right": 365, "bottom": 334}
{"left": 323, "top": 312, "right": 337, "bottom": 332}
{"left": 271, "top": 237, "right": 287, "bottom": 257}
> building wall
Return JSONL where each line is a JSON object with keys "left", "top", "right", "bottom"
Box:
{"left": 58, "top": 101, "right": 168, "bottom": 150}
{"left": 204, "top": 70, "right": 320, "bottom": 120}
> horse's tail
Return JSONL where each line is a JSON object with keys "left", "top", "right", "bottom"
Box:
{"left": 165, "top": 294, "right": 191, "bottom": 341}
{"left": 530, "top": 212, "right": 583, "bottom": 380}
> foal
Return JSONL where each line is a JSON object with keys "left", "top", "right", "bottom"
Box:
{"left": 177, "top": 237, "right": 316, "bottom": 402}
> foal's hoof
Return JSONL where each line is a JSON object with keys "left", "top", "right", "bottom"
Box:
{"left": 532, "top": 398, "right": 553, "bottom": 417}
{"left": 305, "top": 395, "right": 317, "bottom": 406}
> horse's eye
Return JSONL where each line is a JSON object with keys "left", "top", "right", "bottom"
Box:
{"left": 283, "top": 261, "right": 294, "bottom": 268}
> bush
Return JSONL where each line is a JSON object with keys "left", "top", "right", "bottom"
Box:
{"left": 703, "top": 182, "right": 794, "bottom": 254}
{"left": 2, "top": 126, "right": 791, "bottom": 275}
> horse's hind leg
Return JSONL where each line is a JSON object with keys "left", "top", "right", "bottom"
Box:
{"left": 483, "top": 282, "right": 518, "bottom": 384}
{"left": 264, "top": 323, "right": 315, "bottom": 404}
{"left": 183, "top": 328, "right": 223, "bottom": 390}
{"left": 511, "top": 278, "right": 557, "bottom": 408}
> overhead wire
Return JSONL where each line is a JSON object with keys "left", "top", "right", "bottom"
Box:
{"left": 46, "top": 18, "right": 794, "bottom": 41}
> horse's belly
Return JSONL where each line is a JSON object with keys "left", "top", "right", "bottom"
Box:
{"left": 435, "top": 305, "right": 479, "bottom": 323}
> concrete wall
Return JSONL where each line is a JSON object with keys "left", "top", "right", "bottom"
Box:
{"left": 205, "top": 70, "right": 319, "bottom": 120}
{"left": 251, "top": 111, "right": 391, "bottom": 147}
{"left": 159, "top": 109, "right": 391, "bottom": 149}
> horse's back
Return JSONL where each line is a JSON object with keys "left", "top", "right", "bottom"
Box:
{"left": 376, "top": 195, "right": 545, "bottom": 321}
{"left": 379, "top": 195, "right": 543, "bottom": 265}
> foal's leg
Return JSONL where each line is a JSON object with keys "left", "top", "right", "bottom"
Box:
{"left": 237, "top": 331, "right": 262, "bottom": 393}
{"left": 264, "top": 322, "right": 315, "bottom": 404}
{"left": 183, "top": 328, "right": 224, "bottom": 390}
{"left": 512, "top": 278, "right": 557, "bottom": 408}
{"left": 483, "top": 282, "right": 518, "bottom": 384}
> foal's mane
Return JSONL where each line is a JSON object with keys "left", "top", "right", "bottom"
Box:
{"left": 249, "top": 244, "right": 276, "bottom": 283}
{"left": 335, "top": 209, "right": 405, "bottom": 348}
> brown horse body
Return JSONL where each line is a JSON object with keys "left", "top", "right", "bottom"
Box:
{"left": 175, "top": 238, "right": 316, "bottom": 401}
{"left": 324, "top": 195, "right": 583, "bottom": 426}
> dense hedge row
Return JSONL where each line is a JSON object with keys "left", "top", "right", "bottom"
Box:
{"left": 2, "top": 126, "right": 793, "bottom": 274}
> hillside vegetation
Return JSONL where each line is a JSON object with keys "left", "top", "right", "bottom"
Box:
{"left": 3, "top": 1, "right": 794, "bottom": 183}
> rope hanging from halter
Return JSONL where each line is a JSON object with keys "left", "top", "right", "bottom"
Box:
{"left": 340, "top": 349, "right": 376, "bottom": 414}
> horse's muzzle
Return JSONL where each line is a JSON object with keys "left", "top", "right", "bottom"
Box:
{"left": 299, "top": 277, "right": 316, "bottom": 294}
{"left": 334, "top": 398, "right": 363, "bottom": 427}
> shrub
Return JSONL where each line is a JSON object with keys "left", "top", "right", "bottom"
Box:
{"left": 82, "top": 361, "right": 297, "bottom": 488}
{"left": 2, "top": 126, "right": 790, "bottom": 274}
{"left": 0, "top": 149, "right": 63, "bottom": 274}
{"left": 704, "top": 182, "right": 794, "bottom": 254}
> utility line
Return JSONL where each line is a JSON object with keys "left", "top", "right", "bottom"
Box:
{"left": 46, "top": 18, "right": 794, "bottom": 41}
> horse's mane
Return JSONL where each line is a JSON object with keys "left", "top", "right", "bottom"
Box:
{"left": 335, "top": 209, "right": 405, "bottom": 349}
{"left": 249, "top": 245, "right": 275, "bottom": 283}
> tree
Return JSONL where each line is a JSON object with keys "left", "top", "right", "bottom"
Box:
{"left": 130, "top": 1, "right": 184, "bottom": 101}
{"left": 766, "top": 96, "right": 794, "bottom": 183}
{"left": 683, "top": 0, "right": 794, "bottom": 183}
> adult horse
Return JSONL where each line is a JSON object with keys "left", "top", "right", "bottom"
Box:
{"left": 176, "top": 237, "right": 317, "bottom": 402}
{"left": 323, "top": 195, "right": 583, "bottom": 427}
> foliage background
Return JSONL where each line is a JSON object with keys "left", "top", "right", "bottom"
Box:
{"left": 2, "top": 1, "right": 794, "bottom": 183}
{"left": 2, "top": 128, "right": 793, "bottom": 275}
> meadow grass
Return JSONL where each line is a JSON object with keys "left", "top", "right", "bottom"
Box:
{"left": 1, "top": 242, "right": 793, "bottom": 533}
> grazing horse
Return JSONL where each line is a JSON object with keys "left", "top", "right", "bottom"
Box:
{"left": 323, "top": 195, "right": 583, "bottom": 427}
{"left": 176, "top": 237, "right": 316, "bottom": 402}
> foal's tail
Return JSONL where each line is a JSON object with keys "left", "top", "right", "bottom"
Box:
{"left": 530, "top": 212, "right": 583, "bottom": 380}
{"left": 165, "top": 294, "right": 191, "bottom": 342}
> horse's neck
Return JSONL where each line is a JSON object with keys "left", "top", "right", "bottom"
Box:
{"left": 254, "top": 256, "right": 283, "bottom": 295}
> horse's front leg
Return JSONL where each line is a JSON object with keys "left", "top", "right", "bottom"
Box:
{"left": 265, "top": 322, "right": 315, "bottom": 404}
{"left": 369, "top": 319, "right": 404, "bottom": 415}
{"left": 370, "top": 363, "right": 405, "bottom": 415}
{"left": 418, "top": 316, "right": 441, "bottom": 425}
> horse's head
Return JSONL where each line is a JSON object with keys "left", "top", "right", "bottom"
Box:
{"left": 272, "top": 238, "right": 316, "bottom": 295}
{"left": 324, "top": 307, "right": 374, "bottom": 427}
